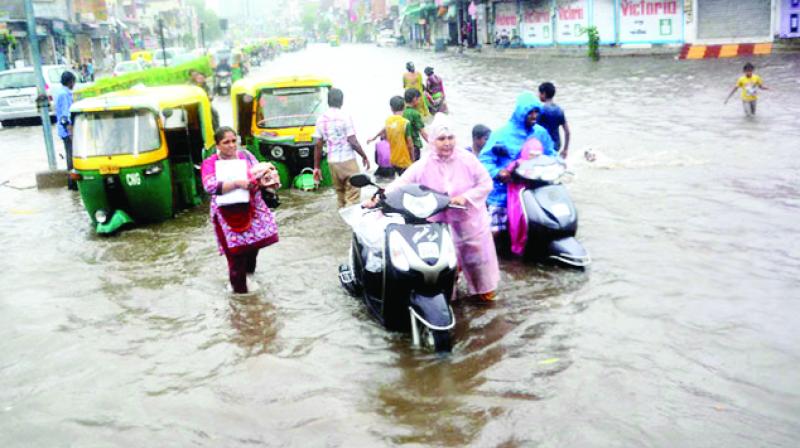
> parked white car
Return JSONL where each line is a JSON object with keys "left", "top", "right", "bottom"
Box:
{"left": 0, "top": 65, "right": 84, "bottom": 126}
{"left": 376, "top": 29, "right": 400, "bottom": 47}
{"left": 152, "top": 47, "right": 187, "bottom": 67}
{"left": 112, "top": 60, "right": 147, "bottom": 77}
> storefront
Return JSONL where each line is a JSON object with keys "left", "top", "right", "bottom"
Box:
{"left": 554, "top": 0, "right": 589, "bottom": 44}
{"left": 617, "top": 0, "right": 684, "bottom": 44}
{"left": 697, "top": 0, "right": 771, "bottom": 41}
{"left": 520, "top": 0, "right": 552, "bottom": 46}
{"left": 494, "top": 0, "right": 685, "bottom": 47}
{"left": 493, "top": 1, "right": 519, "bottom": 42}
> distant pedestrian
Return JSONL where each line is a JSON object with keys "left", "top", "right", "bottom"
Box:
{"left": 725, "top": 62, "right": 769, "bottom": 116}
{"left": 312, "top": 88, "right": 371, "bottom": 208}
{"left": 86, "top": 58, "right": 94, "bottom": 82}
{"left": 424, "top": 66, "right": 448, "bottom": 114}
{"left": 537, "top": 82, "right": 571, "bottom": 159}
{"left": 403, "top": 88, "right": 428, "bottom": 160}
{"left": 466, "top": 124, "right": 491, "bottom": 156}
{"left": 402, "top": 62, "right": 430, "bottom": 120}
{"left": 55, "top": 70, "right": 76, "bottom": 190}
{"left": 368, "top": 96, "right": 414, "bottom": 177}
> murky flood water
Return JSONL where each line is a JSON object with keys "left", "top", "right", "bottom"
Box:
{"left": 1, "top": 44, "right": 799, "bottom": 447}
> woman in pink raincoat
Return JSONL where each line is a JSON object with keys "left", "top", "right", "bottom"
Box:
{"left": 378, "top": 114, "right": 500, "bottom": 301}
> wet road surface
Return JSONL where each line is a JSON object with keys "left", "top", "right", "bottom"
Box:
{"left": 1, "top": 44, "right": 799, "bottom": 446}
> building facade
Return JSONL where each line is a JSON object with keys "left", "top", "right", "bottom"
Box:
{"left": 464, "top": 0, "right": 792, "bottom": 48}
{"left": 0, "top": 0, "right": 200, "bottom": 71}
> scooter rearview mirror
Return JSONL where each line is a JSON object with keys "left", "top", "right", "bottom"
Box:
{"left": 349, "top": 174, "right": 373, "bottom": 188}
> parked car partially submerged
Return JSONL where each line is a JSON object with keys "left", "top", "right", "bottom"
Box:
{"left": 0, "top": 65, "right": 84, "bottom": 126}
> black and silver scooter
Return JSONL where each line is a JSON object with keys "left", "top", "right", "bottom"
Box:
{"left": 511, "top": 156, "right": 590, "bottom": 268}
{"left": 338, "top": 174, "right": 459, "bottom": 352}
{"left": 214, "top": 68, "right": 232, "bottom": 96}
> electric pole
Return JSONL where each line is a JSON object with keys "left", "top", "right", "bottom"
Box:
{"left": 158, "top": 18, "right": 167, "bottom": 66}
{"left": 24, "top": 0, "right": 57, "bottom": 173}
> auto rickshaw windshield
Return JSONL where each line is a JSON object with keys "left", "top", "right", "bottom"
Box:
{"left": 256, "top": 86, "right": 328, "bottom": 129}
{"left": 73, "top": 109, "right": 161, "bottom": 158}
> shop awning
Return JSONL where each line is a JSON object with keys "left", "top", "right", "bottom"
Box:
{"left": 402, "top": 5, "right": 421, "bottom": 17}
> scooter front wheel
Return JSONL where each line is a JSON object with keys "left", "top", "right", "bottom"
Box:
{"left": 420, "top": 325, "right": 452, "bottom": 353}
{"left": 432, "top": 330, "right": 451, "bottom": 353}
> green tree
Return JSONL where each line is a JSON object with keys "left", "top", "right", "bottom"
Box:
{"left": 187, "top": 0, "right": 222, "bottom": 44}
{"left": 301, "top": 2, "right": 319, "bottom": 34}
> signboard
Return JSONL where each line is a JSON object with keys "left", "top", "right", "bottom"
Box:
{"left": 74, "top": 0, "right": 109, "bottom": 23}
{"left": 521, "top": 2, "right": 552, "bottom": 45}
{"left": 555, "top": 0, "right": 588, "bottom": 44}
{"left": 619, "top": 0, "right": 684, "bottom": 43}
{"left": 494, "top": 1, "right": 518, "bottom": 39}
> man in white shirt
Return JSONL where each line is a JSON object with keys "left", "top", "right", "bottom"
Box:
{"left": 313, "top": 88, "right": 370, "bottom": 208}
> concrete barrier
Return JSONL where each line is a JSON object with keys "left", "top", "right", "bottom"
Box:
{"left": 35, "top": 170, "right": 68, "bottom": 189}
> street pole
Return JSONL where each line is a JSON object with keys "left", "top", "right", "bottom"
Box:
{"left": 158, "top": 18, "right": 167, "bottom": 67}
{"left": 200, "top": 22, "right": 205, "bottom": 50}
{"left": 24, "top": 0, "right": 57, "bottom": 172}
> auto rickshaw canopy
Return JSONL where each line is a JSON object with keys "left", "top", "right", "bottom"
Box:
{"left": 231, "top": 75, "right": 333, "bottom": 137}
{"left": 71, "top": 85, "right": 215, "bottom": 149}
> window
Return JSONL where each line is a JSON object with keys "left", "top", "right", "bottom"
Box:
{"left": 256, "top": 87, "right": 328, "bottom": 128}
{"left": 0, "top": 72, "right": 36, "bottom": 89}
{"left": 73, "top": 109, "right": 161, "bottom": 158}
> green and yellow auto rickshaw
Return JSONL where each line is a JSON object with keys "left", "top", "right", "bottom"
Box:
{"left": 231, "top": 75, "right": 333, "bottom": 190}
{"left": 70, "top": 85, "right": 214, "bottom": 234}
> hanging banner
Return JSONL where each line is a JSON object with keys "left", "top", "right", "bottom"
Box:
{"left": 494, "top": 2, "right": 518, "bottom": 40}
{"left": 521, "top": 2, "right": 552, "bottom": 45}
{"left": 555, "top": 0, "right": 588, "bottom": 44}
{"left": 619, "top": 0, "right": 684, "bottom": 43}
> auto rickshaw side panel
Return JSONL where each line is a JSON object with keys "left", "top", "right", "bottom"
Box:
{"left": 75, "top": 159, "right": 174, "bottom": 225}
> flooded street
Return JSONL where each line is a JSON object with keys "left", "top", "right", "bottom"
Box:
{"left": 2, "top": 44, "right": 800, "bottom": 446}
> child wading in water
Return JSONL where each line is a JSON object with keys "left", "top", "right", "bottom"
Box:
{"left": 725, "top": 62, "right": 769, "bottom": 116}
{"left": 367, "top": 96, "right": 415, "bottom": 177}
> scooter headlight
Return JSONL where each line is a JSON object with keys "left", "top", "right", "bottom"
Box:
{"left": 270, "top": 146, "right": 284, "bottom": 159}
{"left": 388, "top": 231, "right": 410, "bottom": 272}
{"left": 144, "top": 164, "right": 162, "bottom": 176}
{"left": 95, "top": 209, "right": 108, "bottom": 224}
{"left": 402, "top": 193, "right": 438, "bottom": 219}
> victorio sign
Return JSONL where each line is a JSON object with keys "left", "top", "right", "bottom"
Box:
{"left": 619, "top": 0, "right": 683, "bottom": 44}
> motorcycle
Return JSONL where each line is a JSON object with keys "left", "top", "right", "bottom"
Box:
{"left": 508, "top": 156, "right": 590, "bottom": 268}
{"left": 214, "top": 70, "right": 232, "bottom": 96}
{"left": 338, "top": 174, "right": 461, "bottom": 353}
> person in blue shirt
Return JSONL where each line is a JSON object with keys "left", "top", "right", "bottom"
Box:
{"left": 55, "top": 70, "right": 76, "bottom": 190}
{"left": 537, "top": 82, "right": 571, "bottom": 159}
{"left": 479, "top": 91, "right": 554, "bottom": 238}
{"left": 86, "top": 58, "right": 94, "bottom": 82}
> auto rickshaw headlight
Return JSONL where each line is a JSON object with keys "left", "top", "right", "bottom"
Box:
{"left": 298, "top": 147, "right": 310, "bottom": 158}
{"left": 144, "top": 164, "right": 163, "bottom": 176}
{"left": 270, "top": 146, "right": 284, "bottom": 159}
{"left": 95, "top": 210, "right": 108, "bottom": 224}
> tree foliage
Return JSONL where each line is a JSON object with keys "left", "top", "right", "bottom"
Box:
{"left": 186, "top": 0, "right": 222, "bottom": 44}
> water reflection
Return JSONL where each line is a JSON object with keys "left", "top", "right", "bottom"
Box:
{"left": 228, "top": 293, "right": 280, "bottom": 357}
